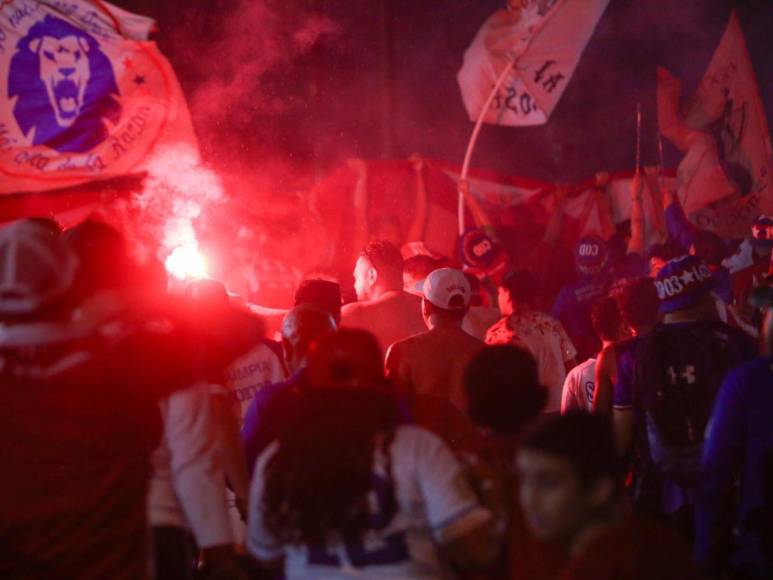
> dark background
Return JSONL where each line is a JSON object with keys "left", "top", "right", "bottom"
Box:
{"left": 114, "top": 0, "right": 773, "bottom": 187}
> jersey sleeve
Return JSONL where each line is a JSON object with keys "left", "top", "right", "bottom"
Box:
{"left": 246, "top": 443, "right": 284, "bottom": 561}
{"left": 561, "top": 367, "right": 583, "bottom": 414}
{"left": 556, "top": 319, "right": 578, "bottom": 362}
{"left": 407, "top": 427, "right": 491, "bottom": 544}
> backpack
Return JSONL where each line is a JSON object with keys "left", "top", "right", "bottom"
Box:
{"left": 632, "top": 321, "right": 731, "bottom": 488}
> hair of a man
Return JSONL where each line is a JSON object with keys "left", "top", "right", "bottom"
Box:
{"left": 281, "top": 305, "right": 336, "bottom": 371}
{"left": 423, "top": 296, "right": 468, "bottom": 325}
{"left": 403, "top": 254, "right": 442, "bottom": 281}
{"left": 499, "top": 270, "right": 537, "bottom": 309}
{"left": 520, "top": 412, "right": 622, "bottom": 489}
{"left": 591, "top": 297, "right": 622, "bottom": 343}
{"left": 616, "top": 277, "right": 660, "bottom": 332}
{"left": 361, "top": 240, "right": 404, "bottom": 288}
{"left": 463, "top": 345, "right": 547, "bottom": 435}
{"left": 294, "top": 279, "right": 342, "bottom": 324}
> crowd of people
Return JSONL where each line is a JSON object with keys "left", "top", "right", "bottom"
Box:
{"left": 1, "top": 171, "right": 773, "bottom": 580}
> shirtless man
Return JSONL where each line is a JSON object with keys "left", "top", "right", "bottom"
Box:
{"left": 341, "top": 240, "right": 426, "bottom": 354}
{"left": 385, "top": 268, "right": 484, "bottom": 446}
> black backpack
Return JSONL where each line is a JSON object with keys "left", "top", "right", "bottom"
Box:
{"left": 632, "top": 321, "right": 732, "bottom": 487}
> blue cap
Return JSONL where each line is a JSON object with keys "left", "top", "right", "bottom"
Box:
{"left": 751, "top": 215, "right": 773, "bottom": 249}
{"left": 574, "top": 236, "right": 609, "bottom": 276}
{"left": 655, "top": 255, "right": 713, "bottom": 313}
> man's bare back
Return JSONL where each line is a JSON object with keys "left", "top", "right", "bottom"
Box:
{"left": 341, "top": 290, "right": 426, "bottom": 355}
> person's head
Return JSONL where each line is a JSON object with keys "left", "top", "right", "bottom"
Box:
{"left": 280, "top": 305, "right": 336, "bottom": 372}
{"left": 463, "top": 345, "right": 547, "bottom": 435}
{"left": 616, "top": 277, "right": 660, "bottom": 334}
{"left": 646, "top": 241, "right": 681, "bottom": 278}
{"left": 574, "top": 236, "right": 609, "bottom": 278}
{"left": 306, "top": 328, "right": 384, "bottom": 390}
{"left": 294, "top": 279, "right": 342, "bottom": 325}
{"left": 420, "top": 268, "right": 471, "bottom": 328}
{"left": 63, "top": 219, "right": 131, "bottom": 299}
{"left": 353, "top": 240, "right": 404, "bottom": 301}
{"left": 591, "top": 297, "right": 622, "bottom": 344}
{"left": 751, "top": 215, "right": 773, "bottom": 257}
{"left": 655, "top": 255, "right": 714, "bottom": 318}
{"left": 0, "top": 220, "right": 78, "bottom": 323}
{"left": 403, "top": 254, "right": 442, "bottom": 296}
{"left": 185, "top": 278, "right": 230, "bottom": 309}
{"left": 690, "top": 230, "right": 727, "bottom": 267}
{"left": 498, "top": 270, "right": 536, "bottom": 316}
{"left": 21, "top": 216, "right": 62, "bottom": 235}
{"left": 517, "top": 413, "right": 622, "bottom": 546}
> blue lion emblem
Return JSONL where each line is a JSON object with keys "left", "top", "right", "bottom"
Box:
{"left": 8, "top": 15, "right": 121, "bottom": 153}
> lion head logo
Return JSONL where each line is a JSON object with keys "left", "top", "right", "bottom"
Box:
{"left": 8, "top": 14, "right": 121, "bottom": 153}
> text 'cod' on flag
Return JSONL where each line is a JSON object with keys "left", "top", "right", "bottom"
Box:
{"left": 0, "top": 0, "right": 199, "bottom": 194}
{"left": 457, "top": 0, "right": 610, "bottom": 127}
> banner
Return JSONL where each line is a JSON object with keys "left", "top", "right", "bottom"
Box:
{"left": 457, "top": 0, "right": 609, "bottom": 126}
{"left": 0, "top": 0, "right": 198, "bottom": 194}
{"left": 661, "top": 11, "right": 773, "bottom": 237}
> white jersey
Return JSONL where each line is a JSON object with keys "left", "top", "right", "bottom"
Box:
{"left": 217, "top": 341, "right": 286, "bottom": 423}
{"left": 561, "top": 357, "right": 596, "bottom": 413}
{"left": 248, "top": 425, "right": 491, "bottom": 579}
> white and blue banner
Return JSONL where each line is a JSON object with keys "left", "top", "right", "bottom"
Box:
{"left": 0, "top": 0, "right": 198, "bottom": 194}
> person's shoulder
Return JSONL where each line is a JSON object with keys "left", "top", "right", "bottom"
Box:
{"left": 341, "top": 300, "right": 373, "bottom": 326}
{"left": 724, "top": 356, "right": 773, "bottom": 388}
{"left": 573, "top": 357, "right": 596, "bottom": 374}
{"left": 393, "top": 423, "right": 447, "bottom": 452}
{"left": 484, "top": 316, "right": 511, "bottom": 344}
{"left": 535, "top": 310, "right": 561, "bottom": 325}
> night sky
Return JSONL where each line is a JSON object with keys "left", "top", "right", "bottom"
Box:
{"left": 115, "top": 0, "right": 773, "bottom": 185}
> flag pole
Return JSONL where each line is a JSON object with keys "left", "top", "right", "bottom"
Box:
{"left": 458, "top": 59, "right": 516, "bottom": 235}
{"left": 635, "top": 102, "right": 642, "bottom": 175}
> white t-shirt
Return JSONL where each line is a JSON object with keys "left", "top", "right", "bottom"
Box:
{"left": 561, "top": 358, "right": 596, "bottom": 413}
{"left": 217, "top": 342, "right": 287, "bottom": 423}
{"left": 248, "top": 425, "right": 491, "bottom": 579}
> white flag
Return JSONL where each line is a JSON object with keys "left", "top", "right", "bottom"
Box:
{"left": 457, "top": 0, "right": 609, "bottom": 127}
{"left": 658, "top": 11, "right": 773, "bottom": 237}
{"left": 0, "top": 0, "right": 198, "bottom": 194}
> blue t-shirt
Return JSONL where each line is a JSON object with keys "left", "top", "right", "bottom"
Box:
{"left": 696, "top": 356, "right": 773, "bottom": 574}
{"left": 242, "top": 371, "right": 306, "bottom": 475}
{"left": 552, "top": 273, "right": 610, "bottom": 360}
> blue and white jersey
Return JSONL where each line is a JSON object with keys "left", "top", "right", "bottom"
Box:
{"left": 561, "top": 357, "right": 596, "bottom": 413}
{"left": 212, "top": 341, "right": 286, "bottom": 423}
{"left": 248, "top": 425, "right": 491, "bottom": 579}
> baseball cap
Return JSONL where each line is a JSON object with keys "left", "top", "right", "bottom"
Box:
{"left": 655, "top": 255, "right": 713, "bottom": 313}
{"left": 575, "top": 235, "right": 609, "bottom": 276}
{"left": 751, "top": 215, "right": 773, "bottom": 249}
{"left": 0, "top": 220, "right": 78, "bottom": 316}
{"left": 420, "top": 268, "right": 471, "bottom": 311}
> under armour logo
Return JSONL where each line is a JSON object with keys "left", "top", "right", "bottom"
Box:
{"left": 667, "top": 365, "right": 696, "bottom": 385}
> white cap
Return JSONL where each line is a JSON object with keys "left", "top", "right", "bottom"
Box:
{"left": 421, "top": 268, "right": 471, "bottom": 311}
